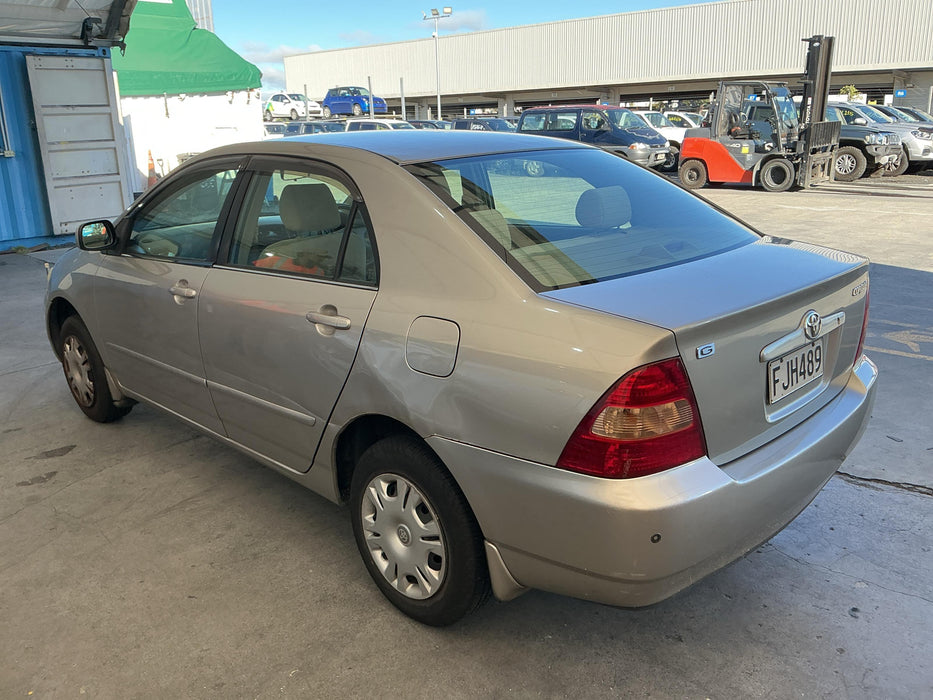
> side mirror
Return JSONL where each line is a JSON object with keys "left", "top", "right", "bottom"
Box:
{"left": 77, "top": 220, "right": 116, "bottom": 251}
{"left": 853, "top": 117, "right": 868, "bottom": 126}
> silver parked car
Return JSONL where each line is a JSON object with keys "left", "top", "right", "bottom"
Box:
{"left": 46, "top": 131, "right": 877, "bottom": 626}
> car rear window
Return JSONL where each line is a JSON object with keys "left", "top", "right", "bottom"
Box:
{"left": 406, "top": 148, "right": 757, "bottom": 291}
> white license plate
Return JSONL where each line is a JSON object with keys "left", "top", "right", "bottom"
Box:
{"left": 767, "top": 340, "right": 823, "bottom": 404}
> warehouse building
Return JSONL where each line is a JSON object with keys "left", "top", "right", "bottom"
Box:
{"left": 284, "top": 0, "right": 933, "bottom": 119}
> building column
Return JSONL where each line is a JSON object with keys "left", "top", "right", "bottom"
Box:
{"left": 497, "top": 95, "right": 516, "bottom": 116}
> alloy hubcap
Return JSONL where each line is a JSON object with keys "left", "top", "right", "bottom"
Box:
{"left": 360, "top": 474, "right": 446, "bottom": 600}
{"left": 837, "top": 154, "right": 856, "bottom": 174}
{"left": 62, "top": 335, "right": 94, "bottom": 407}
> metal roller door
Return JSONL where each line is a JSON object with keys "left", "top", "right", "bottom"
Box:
{"left": 26, "top": 54, "right": 132, "bottom": 237}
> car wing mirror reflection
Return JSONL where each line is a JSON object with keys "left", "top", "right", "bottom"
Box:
{"left": 77, "top": 220, "right": 117, "bottom": 251}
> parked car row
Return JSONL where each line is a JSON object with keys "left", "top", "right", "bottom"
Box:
{"left": 825, "top": 101, "right": 933, "bottom": 176}
{"left": 264, "top": 87, "right": 391, "bottom": 121}
{"left": 262, "top": 92, "right": 932, "bottom": 184}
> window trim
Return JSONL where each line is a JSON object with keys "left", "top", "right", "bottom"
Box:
{"left": 115, "top": 156, "right": 248, "bottom": 265}
{"left": 213, "top": 155, "right": 379, "bottom": 288}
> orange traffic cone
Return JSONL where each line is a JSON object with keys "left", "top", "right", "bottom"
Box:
{"left": 147, "top": 150, "right": 158, "bottom": 189}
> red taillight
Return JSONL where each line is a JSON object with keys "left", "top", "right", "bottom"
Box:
{"left": 557, "top": 358, "right": 707, "bottom": 479}
{"left": 854, "top": 290, "right": 870, "bottom": 363}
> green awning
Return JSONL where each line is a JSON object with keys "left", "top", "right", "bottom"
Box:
{"left": 112, "top": 0, "right": 261, "bottom": 96}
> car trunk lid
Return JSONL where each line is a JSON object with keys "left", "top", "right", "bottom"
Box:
{"left": 542, "top": 237, "right": 869, "bottom": 465}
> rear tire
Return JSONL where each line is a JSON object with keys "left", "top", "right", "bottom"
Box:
{"left": 263, "top": 110, "right": 272, "bottom": 122}
{"left": 59, "top": 316, "right": 132, "bottom": 423}
{"left": 322, "top": 106, "right": 331, "bottom": 118}
{"left": 349, "top": 436, "right": 490, "bottom": 626}
{"left": 759, "top": 158, "right": 795, "bottom": 192}
{"left": 886, "top": 148, "right": 909, "bottom": 177}
{"left": 524, "top": 160, "right": 545, "bottom": 177}
{"left": 352, "top": 103, "right": 363, "bottom": 116}
{"left": 678, "top": 159, "right": 707, "bottom": 189}
{"left": 833, "top": 146, "right": 867, "bottom": 182}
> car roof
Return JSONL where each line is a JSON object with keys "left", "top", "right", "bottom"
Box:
{"left": 201, "top": 131, "right": 587, "bottom": 166}
{"left": 522, "top": 104, "right": 632, "bottom": 112}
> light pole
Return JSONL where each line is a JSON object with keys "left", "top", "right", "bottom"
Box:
{"left": 423, "top": 7, "right": 452, "bottom": 120}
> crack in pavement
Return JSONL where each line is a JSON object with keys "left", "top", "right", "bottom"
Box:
{"left": 835, "top": 471, "right": 933, "bottom": 497}
{"left": 765, "top": 544, "right": 933, "bottom": 607}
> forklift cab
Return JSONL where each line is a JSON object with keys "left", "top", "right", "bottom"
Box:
{"left": 712, "top": 83, "right": 799, "bottom": 158}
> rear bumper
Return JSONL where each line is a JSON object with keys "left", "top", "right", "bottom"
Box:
{"left": 430, "top": 355, "right": 877, "bottom": 608}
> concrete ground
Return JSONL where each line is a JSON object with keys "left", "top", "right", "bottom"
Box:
{"left": 1, "top": 172, "right": 931, "bottom": 699}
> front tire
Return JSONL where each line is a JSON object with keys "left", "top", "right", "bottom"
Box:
{"left": 678, "top": 159, "right": 707, "bottom": 189}
{"left": 759, "top": 158, "right": 795, "bottom": 192}
{"left": 322, "top": 106, "right": 331, "bottom": 118}
{"left": 660, "top": 145, "right": 679, "bottom": 173}
{"left": 289, "top": 109, "right": 299, "bottom": 121}
{"left": 833, "top": 146, "right": 867, "bottom": 182}
{"left": 886, "top": 148, "right": 909, "bottom": 177}
{"left": 350, "top": 436, "right": 490, "bottom": 626}
{"left": 59, "top": 316, "right": 131, "bottom": 423}
{"left": 352, "top": 103, "right": 363, "bottom": 116}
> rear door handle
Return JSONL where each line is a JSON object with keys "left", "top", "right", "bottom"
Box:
{"left": 169, "top": 283, "right": 197, "bottom": 299}
{"left": 306, "top": 309, "right": 351, "bottom": 330}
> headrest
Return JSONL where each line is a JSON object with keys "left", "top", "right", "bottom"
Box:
{"left": 279, "top": 183, "right": 341, "bottom": 233}
{"left": 575, "top": 186, "right": 632, "bottom": 228}
{"left": 470, "top": 207, "right": 511, "bottom": 249}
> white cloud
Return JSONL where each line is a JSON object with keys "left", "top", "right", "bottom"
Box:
{"left": 257, "top": 64, "right": 286, "bottom": 92}
{"left": 241, "top": 42, "right": 323, "bottom": 64}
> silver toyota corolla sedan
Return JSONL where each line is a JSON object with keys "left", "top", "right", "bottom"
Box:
{"left": 46, "top": 131, "right": 877, "bottom": 626}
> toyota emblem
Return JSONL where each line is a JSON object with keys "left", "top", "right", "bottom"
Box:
{"left": 804, "top": 311, "right": 822, "bottom": 340}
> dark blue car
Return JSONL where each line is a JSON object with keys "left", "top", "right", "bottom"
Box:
{"left": 322, "top": 86, "right": 387, "bottom": 117}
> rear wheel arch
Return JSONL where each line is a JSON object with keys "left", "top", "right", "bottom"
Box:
{"left": 334, "top": 415, "right": 429, "bottom": 502}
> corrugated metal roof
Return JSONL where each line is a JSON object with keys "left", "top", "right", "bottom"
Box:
{"left": 285, "top": 0, "right": 933, "bottom": 101}
{"left": 0, "top": 0, "right": 136, "bottom": 47}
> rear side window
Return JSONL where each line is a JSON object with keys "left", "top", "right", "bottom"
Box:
{"left": 407, "top": 149, "right": 756, "bottom": 290}
{"left": 226, "top": 166, "right": 377, "bottom": 286}
{"left": 520, "top": 111, "right": 577, "bottom": 132}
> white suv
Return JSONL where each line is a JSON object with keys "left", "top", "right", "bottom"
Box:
{"left": 631, "top": 110, "right": 687, "bottom": 171}
{"left": 264, "top": 93, "right": 324, "bottom": 121}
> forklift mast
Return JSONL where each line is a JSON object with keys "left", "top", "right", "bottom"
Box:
{"left": 798, "top": 35, "right": 835, "bottom": 130}
{"left": 796, "top": 35, "right": 839, "bottom": 186}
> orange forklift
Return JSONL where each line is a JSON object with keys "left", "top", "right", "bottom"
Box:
{"left": 678, "top": 35, "right": 839, "bottom": 192}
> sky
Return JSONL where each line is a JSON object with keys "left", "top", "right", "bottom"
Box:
{"left": 211, "top": 0, "right": 710, "bottom": 92}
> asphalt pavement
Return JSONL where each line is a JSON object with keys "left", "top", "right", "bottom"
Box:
{"left": 1, "top": 172, "right": 931, "bottom": 699}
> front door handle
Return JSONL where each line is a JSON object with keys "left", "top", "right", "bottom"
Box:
{"left": 306, "top": 310, "right": 351, "bottom": 330}
{"left": 169, "top": 281, "right": 197, "bottom": 299}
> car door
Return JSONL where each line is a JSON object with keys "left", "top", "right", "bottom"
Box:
{"left": 199, "top": 157, "right": 379, "bottom": 472}
{"left": 334, "top": 89, "right": 352, "bottom": 114}
{"left": 93, "top": 158, "right": 245, "bottom": 434}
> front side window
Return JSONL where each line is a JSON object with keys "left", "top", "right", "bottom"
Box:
{"left": 407, "top": 149, "right": 756, "bottom": 290}
{"left": 227, "top": 166, "right": 377, "bottom": 285}
{"left": 581, "top": 112, "right": 608, "bottom": 131}
{"left": 127, "top": 167, "right": 239, "bottom": 261}
{"left": 607, "top": 110, "right": 645, "bottom": 129}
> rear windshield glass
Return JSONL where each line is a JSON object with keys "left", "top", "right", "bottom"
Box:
{"left": 406, "top": 148, "right": 757, "bottom": 291}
